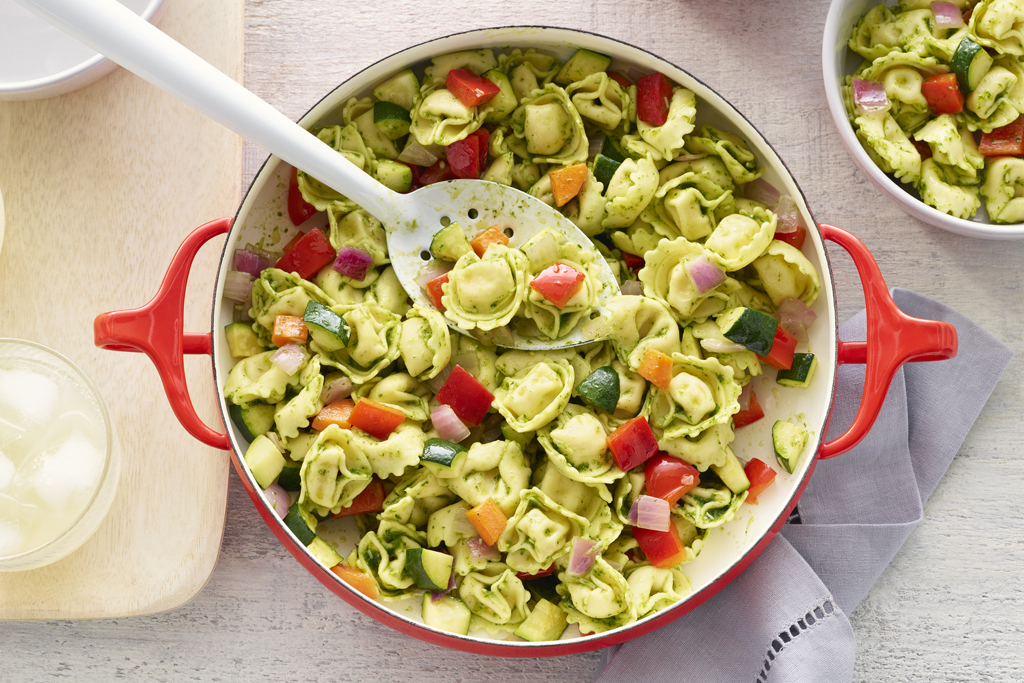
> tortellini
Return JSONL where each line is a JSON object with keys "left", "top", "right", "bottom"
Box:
{"left": 685, "top": 126, "right": 762, "bottom": 184}
{"left": 398, "top": 305, "right": 451, "bottom": 381}
{"left": 224, "top": 349, "right": 302, "bottom": 405}
{"left": 676, "top": 479, "right": 748, "bottom": 529}
{"left": 643, "top": 354, "right": 742, "bottom": 439}
{"left": 442, "top": 245, "right": 529, "bottom": 332}
{"left": 410, "top": 85, "right": 483, "bottom": 147}
{"left": 638, "top": 237, "right": 724, "bottom": 322}
{"left": 356, "top": 520, "right": 426, "bottom": 600}
{"left": 497, "top": 488, "right": 589, "bottom": 574}
{"left": 458, "top": 564, "right": 531, "bottom": 628}
{"left": 423, "top": 440, "right": 530, "bottom": 517}
{"left": 493, "top": 360, "right": 574, "bottom": 432}
{"left": 626, "top": 564, "right": 692, "bottom": 617}
{"left": 585, "top": 295, "right": 681, "bottom": 370}
{"left": 566, "top": 72, "right": 631, "bottom": 131}
{"left": 537, "top": 404, "right": 624, "bottom": 487}
{"left": 641, "top": 171, "right": 734, "bottom": 242}
{"left": 557, "top": 556, "right": 637, "bottom": 634}
{"left": 971, "top": 0, "right": 1024, "bottom": 56}
{"left": 749, "top": 241, "right": 821, "bottom": 307}
{"left": 316, "top": 302, "right": 402, "bottom": 383}
{"left": 250, "top": 268, "right": 333, "bottom": 344}
{"left": 853, "top": 110, "right": 922, "bottom": 185}
{"left": 509, "top": 84, "right": 589, "bottom": 164}
{"left": 274, "top": 355, "right": 324, "bottom": 439}
{"left": 636, "top": 87, "right": 697, "bottom": 160}
{"left": 918, "top": 158, "right": 983, "bottom": 218}
{"left": 602, "top": 156, "right": 660, "bottom": 229}
{"left": 299, "top": 424, "right": 374, "bottom": 514}
{"left": 352, "top": 372, "right": 430, "bottom": 422}
{"left": 982, "top": 156, "right": 1024, "bottom": 221}
{"left": 704, "top": 209, "right": 777, "bottom": 271}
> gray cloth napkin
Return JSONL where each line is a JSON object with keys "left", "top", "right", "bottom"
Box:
{"left": 593, "top": 288, "right": 1013, "bottom": 683}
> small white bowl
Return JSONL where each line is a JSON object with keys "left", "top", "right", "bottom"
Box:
{"left": 0, "top": 0, "right": 166, "bottom": 101}
{"left": 823, "top": 0, "right": 1024, "bottom": 240}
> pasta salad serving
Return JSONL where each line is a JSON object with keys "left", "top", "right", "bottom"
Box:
{"left": 845, "top": 0, "right": 1024, "bottom": 222}
{"left": 220, "top": 44, "right": 822, "bottom": 641}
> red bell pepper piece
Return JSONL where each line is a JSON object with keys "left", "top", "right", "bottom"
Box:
{"left": 733, "top": 383, "right": 765, "bottom": 428}
{"left": 758, "top": 324, "right": 798, "bottom": 371}
{"left": 607, "top": 416, "right": 659, "bottom": 471}
{"left": 516, "top": 564, "right": 556, "bottom": 580}
{"left": 425, "top": 272, "right": 448, "bottom": 311}
{"left": 446, "top": 68, "right": 501, "bottom": 107}
{"left": 774, "top": 224, "right": 807, "bottom": 250}
{"left": 348, "top": 398, "right": 406, "bottom": 440}
{"left": 529, "top": 262, "right": 586, "bottom": 309}
{"left": 331, "top": 478, "right": 386, "bottom": 517}
{"left": 446, "top": 128, "right": 489, "bottom": 179}
{"left": 396, "top": 160, "right": 422, "bottom": 191}
{"left": 633, "top": 521, "right": 687, "bottom": 568}
{"left": 744, "top": 458, "right": 777, "bottom": 505}
{"left": 287, "top": 167, "right": 317, "bottom": 226}
{"left": 275, "top": 227, "right": 336, "bottom": 280}
{"left": 644, "top": 454, "right": 700, "bottom": 507}
{"left": 979, "top": 116, "right": 1024, "bottom": 156}
{"left": 436, "top": 365, "right": 495, "bottom": 427}
{"left": 420, "top": 159, "right": 455, "bottom": 186}
{"left": 921, "top": 73, "right": 964, "bottom": 114}
{"left": 621, "top": 251, "right": 645, "bottom": 275}
{"left": 913, "top": 140, "right": 933, "bottom": 161}
{"left": 606, "top": 70, "right": 633, "bottom": 89}
{"left": 637, "top": 72, "right": 673, "bottom": 126}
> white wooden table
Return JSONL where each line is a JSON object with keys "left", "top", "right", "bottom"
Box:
{"left": 2, "top": 0, "right": 1022, "bottom": 681}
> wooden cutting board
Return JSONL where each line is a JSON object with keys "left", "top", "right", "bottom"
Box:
{"left": 0, "top": 0, "right": 243, "bottom": 618}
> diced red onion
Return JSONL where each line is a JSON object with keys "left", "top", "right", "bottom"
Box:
{"left": 773, "top": 194, "right": 805, "bottom": 235}
{"left": 685, "top": 255, "right": 726, "bottom": 295}
{"left": 431, "top": 404, "right": 470, "bottom": 442}
{"left": 431, "top": 569, "right": 458, "bottom": 603}
{"left": 452, "top": 508, "right": 477, "bottom": 537}
{"left": 398, "top": 139, "right": 443, "bottom": 167}
{"left": 320, "top": 376, "right": 354, "bottom": 404}
{"left": 223, "top": 270, "right": 252, "bottom": 303}
{"left": 744, "top": 178, "right": 781, "bottom": 208}
{"left": 414, "top": 260, "right": 453, "bottom": 289}
{"left": 775, "top": 297, "right": 817, "bottom": 343}
{"left": 262, "top": 483, "right": 290, "bottom": 518}
{"left": 588, "top": 134, "right": 605, "bottom": 159}
{"left": 852, "top": 79, "right": 890, "bottom": 114}
{"left": 482, "top": 326, "right": 514, "bottom": 348}
{"left": 271, "top": 343, "right": 306, "bottom": 375}
{"left": 264, "top": 431, "right": 284, "bottom": 452}
{"left": 629, "top": 495, "right": 671, "bottom": 532}
{"left": 931, "top": 1, "right": 965, "bottom": 28}
{"left": 700, "top": 337, "right": 747, "bottom": 354}
{"left": 606, "top": 558, "right": 624, "bottom": 572}
{"left": 566, "top": 537, "right": 600, "bottom": 576}
{"left": 423, "top": 363, "right": 454, "bottom": 395}
{"left": 466, "top": 535, "right": 500, "bottom": 562}
{"left": 737, "top": 382, "right": 753, "bottom": 412}
{"left": 334, "top": 247, "right": 374, "bottom": 281}
{"left": 233, "top": 249, "right": 262, "bottom": 278}
{"left": 627, "top": 67, "right": 646, "bottom": 84}
{"left": 523, "top": 232, "right": 561, "bottom": 270}
{"left": 620, "top": 279, "right": 643, "bottom": 296}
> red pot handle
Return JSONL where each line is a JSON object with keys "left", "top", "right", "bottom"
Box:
{"left": 94, "top": 218, "right": 232, "bottom": 450}
{"left": 817, "top": 224, "right": 957, "bottom": 459}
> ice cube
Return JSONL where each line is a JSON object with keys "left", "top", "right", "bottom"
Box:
{"left": 0, "top": 369, "right": 59, "bottom": 424}
{"left": 28, "top": 430, "right": 103, "bottom": 509}
{"left": 0, "top": 521, "right": 20, "bottom": 556}
{"left": 0, "top": 450, "right": 14, "bottom": 492}
{"left": 0, "top": 415, "right": 25, "bottom": 449}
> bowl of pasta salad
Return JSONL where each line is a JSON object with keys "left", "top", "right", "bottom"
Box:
{"left": 94, "top": 26, "right": 957, "bottom": 655}
{"left": 824, "top": 0, "right": 1024, "bottom": 239}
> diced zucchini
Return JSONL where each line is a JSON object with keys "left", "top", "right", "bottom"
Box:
{"left": 710, "top": 447, "right": 750, "bottom": 494}
{"left": 500, "top": 421, "right": 533, "bottom": 449}
{"left": 306, "top": 536, "right": 343, "bottom": 568}
{"left": 429, "top": 221, "right": 473, "bottom": 261}
{"left": 373, "top": 101, "right": 412, "bottom": 140}
{"left": 523, "top": 574, "right": 561, "bottom": 605}
{"left": 601, "top": 136, "right": 627, "bottom": 164}
{"left": 374, "top": 159, "right": 414, "bottom": 193}
{"left": 555, "top": 48, "right": 613, "bottom": 86}
{"left": 404, "top": 548, "right": 454, "bottom": 591}
{"left": 577, "top": 366, "right": 620, "bottom": 413}
{"left": 303, "top": 301, "right": 349, "bottom": 352}
{"left": 951, "top": 36, "right": 993, "bottom": 94}
{"left": 422, "top": 593, "right": 472, "bottom": 635}
{"left": 514, "top": 598, "right": 567, "bottom": 642}
{"left": 283, "top": 500, "right": 318, "bottom": 546}
{"left": 244, "top": 434, "right": 286, "bottom": 489}
{"left": 481, "top": 69, "right": 518, "bottom": 123}
{"left": 353, "top": 109, "right": 399, "bottom": 160}
{"left": 772, "top": 420, "right": 809, "bottom": 474}
{"left": 592, "top": 153, "right": 622, "bottom": 190}
{"left": 777, "top": 353, "right": 817, "bottom": 388}
{"left": 230, "top": 402, "right": 275, "bottom": 442}
{"left": 277, "top": 462, "right": 302, "bottom": 491}
{"left": 717, "top": 307, "right": 779, "bottom": 356}
{"left": 372, "top": 68, "right": 420, "bottom": 112}
{"left": 225, "top": 322, "right": 262, "bottom": 358}
{"left": 421, "top": 438, "right": 466, "bottom": 468}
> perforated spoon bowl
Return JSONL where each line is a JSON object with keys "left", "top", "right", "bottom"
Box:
{"left": 16, "top": 0, "right": 618, "bottom": 350}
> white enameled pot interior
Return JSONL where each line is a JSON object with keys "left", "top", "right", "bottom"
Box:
{"left": 211, "top": 26, "right": 839, "bottom": 648}
{"left": 823, "top": 0, "right": 1024, "bottom": 240}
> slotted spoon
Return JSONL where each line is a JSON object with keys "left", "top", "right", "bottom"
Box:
{"left": 15, "top": 0, "right": 619, "bottom": 350}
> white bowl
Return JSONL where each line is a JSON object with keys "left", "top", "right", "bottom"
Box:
{"left": 0, "top": 0, "right": 166, "bottom": 101}
{"left": 822, "top": 0, "right": 1024, "bottom": 240}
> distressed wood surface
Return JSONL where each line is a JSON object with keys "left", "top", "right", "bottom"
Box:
{"left": 0, "top": 0, "right": 242, "bottom": 618}
{"left": 2, "top": 0, "right": 1023, "bottom": 681}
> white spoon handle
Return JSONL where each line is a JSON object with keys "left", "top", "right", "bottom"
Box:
{"left": 14, "top": 0, "right": 399, "bottom": 219}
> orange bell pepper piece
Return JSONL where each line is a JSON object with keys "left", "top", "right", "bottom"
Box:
{"left": 470, "top": 225, "right": 509, "bottom": 257}
{"left": 465, "top": 498, "right": 508, "bottom": 546}
{"left": 637, "top": 348, "right": 673, "bottom": 390}
{"left": 348, "top": 399, "right": 405, "bottom": 440}
{"left": 330, "top": 564, "right": 379, "bottom": 600}
{"left": 549, "top": 163, "right": 588, "bottom": 207}
{"left": 271, "top": 314, "right": 308, "bottom": 347}
{"left": 312, "top": 398, "right": 355, "bottom": 431}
